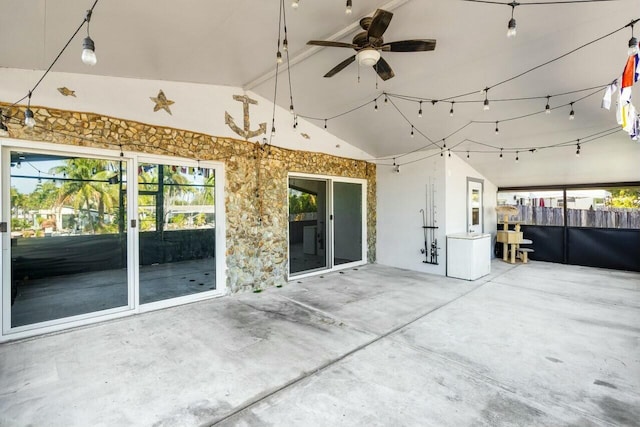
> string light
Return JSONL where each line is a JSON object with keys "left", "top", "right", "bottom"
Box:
{"left": 324, "top": 119, "right": 327, "bottom": 129}
{"left": 81, "top": 10, "right": 97, "bottom": 66}
{"left": 499, "top": 148, "right": 503, "bottom": 160}
{"left": 483, "top": 88, "right": 490, "bottom": 111}
{"left": 345, "top": 0, "right": 352, "bottom": 14}
{"left": 515, "top": 151, "right": 519, "bottom": 162}
{"left": 467, "top": 151, "right": 470, "bottom": 159}
{"left": 276, "top": 50, "right": 283, "bottom": 64}
{"left": 24, "top": 91, "right": 36, "bottom": 128}
{"left": 507, "top": 4, "right": 517, "bottom": 38}
{"left": 569, "top": 102, "right": 575, "bottom": 120}
{"left": 289, "top": 103, "right": 294, "bottom": 114}
{"left": 449, "top": 102, "right": 454, "bottom": 117}
{"left": 418, "top": 101, "right": 423, "bottom": 118}
{"left": 410, "top": 125, "right": 414, "bottom": 138}
{"left": 629, "top": 23, "right": 638, "bottom": 56}
{"left": 384, "top": 94, "right": 388, "bottom": 104}
{"left": 283, "top": 37, "right": 289, "bottom": 52}
{"left": 495, "top": 121, "right": 499, "bottom": 134}
{"left": 545, "top": 96, "right": 551, "bottom": 114}
{"left": 374, "top": 99, "right": 378, "bottom": 111}
{"left": 442, "top": 138, "right": 447, "bottom": 149}
{"left": 448, "top": 149, "right": 451, "bottom": 158}
{"left": 0, "top": 111, "right": 8, "bottom": 137}
{"left": 576, "top": 140, "right": 581, "bottom": 157}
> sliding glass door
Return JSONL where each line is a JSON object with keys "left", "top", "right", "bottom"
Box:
{"left": 137, "top": 161, "right": 216, "bottom": 305}
{"left": 2, "top": 146, "right": 224, "bottom": 339}
{"left": 288, "top": 175, "right": 366, "bottom": 277}
{"left": 5, "top": 151, "right": 129, "bottom": 330}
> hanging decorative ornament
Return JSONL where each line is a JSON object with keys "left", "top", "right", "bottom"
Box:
{"left": 150, "top": 90, "right": 175, "bottom": 115}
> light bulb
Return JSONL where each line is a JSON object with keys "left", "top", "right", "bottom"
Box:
{"left": 289, "top": 104, "right": 294, "bottom": 114}
{"left": 418, "top": 102, "right": 423, "bottom": 118}
{"left": 345, "top": 0, "right": 352, "bottom": 14}
{"left": 24, "top": 108, "right": 36, "bottom": 128}
{"left": 576, "top": 144, "right": 581, "bottom": 157}
{"left": 495, "top": 122, "right": 499, "bottom": 134}
{"left": 569, "top": 109, "right": 575, "bottom": 120}
{"left": 515, "top": 152, "right": 519, "bottom": 162}
{"left": 545, "top": 103, "right": 551, "bottom": 114}
{"left": 410, "top": 127, "right": 414, "bottom": 138}
{"left": 394, "top": 165, "right": 400, "bottom": 173}
{"left": 276, "top": 51, "right": 283, "bottom": 64}
{"left": 628, "top": 37, "right": 638, "bottom": 56}
{"left": 507, "top": 18, "right": 517, "bottom": 38}
{"left": 271, "top": 126, "right": 276, "bottom": 136}
{"left": 81, "top": 37, "right": 97, "bottom": 66}
{"left": 449, "top": 103, "right": 454, "bottom": 117}
{"left": 283, "top": 38, "right": 288, "bottom": 52}
{"left": 499, "top": 149, "right": 503, "bottom": 160}
{"left": 292, "top": 0, "right": 299, "bottom": 8}
{"left": 483, "top": 98, "right": 490, "bottom": 111}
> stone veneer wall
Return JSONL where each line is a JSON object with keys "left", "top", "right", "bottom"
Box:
{"left": 0, "top": 104, "right": 376, "bottom": 292}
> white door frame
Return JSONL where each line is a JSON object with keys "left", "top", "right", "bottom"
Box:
{"left": 287, "top": 172, "right": 367, "bottom": 280}
{"left": 0, "top": 139, "right": 226, "bottom": 342}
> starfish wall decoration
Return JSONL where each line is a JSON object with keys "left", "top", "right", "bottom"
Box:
{"left": 150, "top": 90, "right": 174, "bottom": 115}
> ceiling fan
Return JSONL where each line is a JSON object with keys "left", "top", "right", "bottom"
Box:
{"left": 306, "top": 9, "right": 436, "bottom": 81}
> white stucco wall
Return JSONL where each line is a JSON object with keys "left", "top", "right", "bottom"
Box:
{"left": 376, "top": 155, "right": 447, "bottom": 276}
{"left": 444, "top": 152, "right": 498, "bottom": 254}
{"left": 377, "top": 151, "right": 497, "bottom": 277}
{"left": 0, "top": 68, "right": 371, "bottom": 160}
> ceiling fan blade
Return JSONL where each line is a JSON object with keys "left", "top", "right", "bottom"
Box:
{"left": 324, "top": 55, "right": 356, "bottom": 78}
{"left": 382, "top": 39, "right": 437, "bottom": 52}
{"left": 307, "top": 40, "right": 358, "bottom": 49}
{"left": 373, "top": 57, "right": 395, "bottom": 81}
{"left": 367, "top": 9, "right": 393, "bottom": 39}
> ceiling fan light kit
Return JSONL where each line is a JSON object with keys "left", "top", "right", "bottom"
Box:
{"left": 357, "top": 48, "right": 381, "bottom": 66}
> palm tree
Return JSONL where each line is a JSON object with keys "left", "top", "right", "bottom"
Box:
{"left": 50, "top": 158, "right": 119, "bottom": 234}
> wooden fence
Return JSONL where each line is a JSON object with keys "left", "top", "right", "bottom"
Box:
{"left": 513, "top": 206, "right": 640, "bottom": 229}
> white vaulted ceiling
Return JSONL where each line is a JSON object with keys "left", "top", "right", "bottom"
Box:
{"left": 1, "top": 0, "right": 639, "bottom": 186}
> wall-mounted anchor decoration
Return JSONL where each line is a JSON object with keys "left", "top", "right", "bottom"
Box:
{"left": 150, "top": 90, "right": 174, "bottom": 115}
{"left": 57, "top": 87, "right": 76, "bottom": 97}
{"left": 225, "top": 95, "right": 266, "bottom": 140}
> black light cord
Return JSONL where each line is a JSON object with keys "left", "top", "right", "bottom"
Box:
{"left": 4, "top": 0, "right": 100, "bottom": 115}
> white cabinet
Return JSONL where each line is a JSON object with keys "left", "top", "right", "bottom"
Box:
{"left": 446, "top": 233, "right": 491, "bottom": 280}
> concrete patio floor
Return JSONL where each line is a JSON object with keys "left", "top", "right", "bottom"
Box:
{"left": 0, "top": 260, "right": 638, "bottom": 426}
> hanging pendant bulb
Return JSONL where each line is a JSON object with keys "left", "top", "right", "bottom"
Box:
{"left": 507, "top": 18, "right": 517, "bottom": 38}
{"left": 628, "top": 36, "right": 639, "bottom": 56}
{"left": 271, "top": 125, "right": 276, "bottom": 137}
{"left": 289, "top": 103, "right": 294, "bottom": 114}
{"left": 384, "top": 94, "right": 388, "bottom": 104}
{"left": 483, "top": 98, "right": 490, "bottom": 111}
{"left": 410, "top": 125, "right": 414, "bottom": 138}
{"left": 418, "top": 101, "right": 423, "bottom": 118}
{"left": 24, "top": 108, "right": 36, "bottom": 128}
{"left": 283, "top": 38, "right": 289, "bottom": 52}
{"left": 576, "top": 141, "right": 581, "bottom": 157}
{"left": 569, "top": 102, "right": 575, "bottom": 120}
{"left": 515, "top": 151, "right": 519, "bottom": 162}
{"left": 448, "top": 149, "right": 452, "bottom": 158}
{"left": 507, "top": 5, "right": 517, "bottom": 38}
{"left": 374, "top": 99, "right": 378, "bottom": 111}
{"left": 545, "top": 96, "right": 551, "bottom": 114}
{"left": 495, "top": 121, "right": 499, "bottom": 135}
{"left": 292, "top": 0, "right": 299, "bottom": 9}
{"left": 276, "top": 50, "right": 283, "bottom": 64}
{"left": 324, "top": 119, "right": 327, "bottom": 129}
{"left": 499, "top": 148, "right": 503, "bottom": 160}
{"left": 345, "top": 0, "right": 352, "bottom": 14}
{"left": 442, "top": 138, "right": 447, "bottom": 149}
{"left": 467, "top": 151, "right": 470, "bottom": 159}
{"left": 81, "top": 36, "right": 97, "bottom": 66}
{"left": 449, "top": 102, "right": 454, "bottom": 117}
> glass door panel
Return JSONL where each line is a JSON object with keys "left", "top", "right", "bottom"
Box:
{"left": 9, "top": 151, "right": 128, "bottom": 327}
{"left": 288, "top": 177, "right": 328, "bottom": 275}
{"left": 333, "top": 182, "right": 363, "bottom": 266}
{"left": 138, "top": 163, "right": 216, "bottom": 304}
